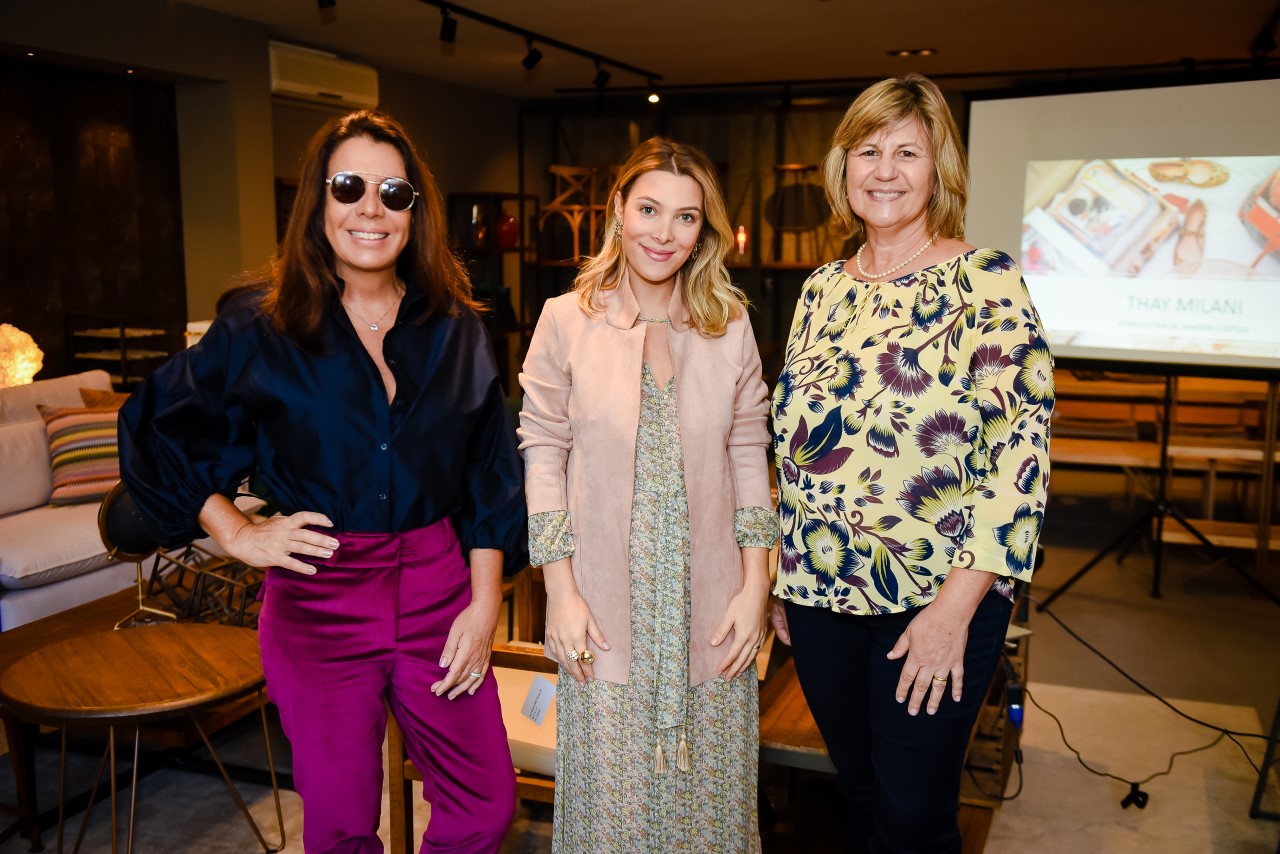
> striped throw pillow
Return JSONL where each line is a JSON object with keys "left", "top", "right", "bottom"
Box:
{"left": 38, "top": 404, "right": 120, "bottom": 507}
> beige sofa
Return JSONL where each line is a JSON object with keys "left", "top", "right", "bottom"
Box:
{"left": 0, "top": 370, "right": 135, "bottom": 630}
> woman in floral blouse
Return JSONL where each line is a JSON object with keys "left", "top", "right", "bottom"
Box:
{"left": 520, "top": 138, "right": 777, "bottom": 852}
{"left": 770, "top": 73, "right": 1054, "bottom": 853}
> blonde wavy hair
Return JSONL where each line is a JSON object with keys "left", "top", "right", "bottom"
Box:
{"left": 821, "top": 73, "right": 969, "bottom": 247}
{"left": 574, "top": 137, "right": 745, "bottom": 337}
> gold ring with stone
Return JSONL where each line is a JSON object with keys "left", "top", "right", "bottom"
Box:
{"left": 580, "top": 650, "right": 595, "bottom": 665}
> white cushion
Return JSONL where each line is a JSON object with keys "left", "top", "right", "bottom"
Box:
{"left": 0, "top": 502, "right": 118, "bottom": 589}
{"left": 493, "top": 666, "right": 557, "bottom": 777}
{"left": 0, "top": 419, "right": 53, "bottom": 515}
{"left": 0, "top": 562, "right": 135, "bottom": 631}
{"left": 0, "top": 370, "right": 112, "bottom": 425}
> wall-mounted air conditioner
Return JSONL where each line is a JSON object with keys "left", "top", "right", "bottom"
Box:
{"left": 269, "top": 40, "right": 379, "bottom": 109}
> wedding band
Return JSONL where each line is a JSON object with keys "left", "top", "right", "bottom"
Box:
{"left": 580, "top": 650, "right": 595, "bottom": 665}
{"left": 470, "top": 670, "right": 483, "bottom": 679}
{"left": 932, "top": 675, "right": 947, "bottom": 683}
{"left": 567, "top": 650, "right": 579, "bottom": 662}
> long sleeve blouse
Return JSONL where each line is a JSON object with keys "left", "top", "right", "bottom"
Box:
{"left": 771, "top": 249, "right": 1054, "bottom": 615}
{"left": 118, "top": 281, "right": 527, "bottom": 568}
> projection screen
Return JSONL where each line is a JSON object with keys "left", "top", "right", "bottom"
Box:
{"left": 967, "top": 79, "right": 1280, "bottom": 375}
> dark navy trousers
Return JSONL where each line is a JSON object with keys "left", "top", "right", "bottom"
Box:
{"left": 785, "top": 590, "right": 1012, "bottom": 854}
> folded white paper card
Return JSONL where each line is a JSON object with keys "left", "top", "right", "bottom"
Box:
{"left": 521, "top": 674, "right": 556, "bottom": 725}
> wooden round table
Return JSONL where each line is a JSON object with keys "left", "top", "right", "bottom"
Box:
{"left": 0, "top": 623, "right": 283, "bottom": 854}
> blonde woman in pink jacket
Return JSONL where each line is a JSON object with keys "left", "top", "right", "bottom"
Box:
{"left": 519, "top": 137, "right": 778, "bottom": 853}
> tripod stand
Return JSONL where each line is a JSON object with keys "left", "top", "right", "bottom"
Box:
{"left": 1038, "top": 372, "right": 1280, "bottom": 611}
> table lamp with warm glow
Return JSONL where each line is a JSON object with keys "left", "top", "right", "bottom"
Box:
{"left": 0, "top": 324, "right": 43, "bottom": 387}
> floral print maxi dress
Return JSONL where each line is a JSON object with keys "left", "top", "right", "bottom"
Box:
{"left": 530, "top": 364, "right": 776, "bottom": 854}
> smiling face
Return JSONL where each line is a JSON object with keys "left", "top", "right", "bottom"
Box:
{"left": 323, "top": 136, "right": 412, "bottom": 283}
{"left": 615, "top": 169, "right": 704, "bottom": 291}
{"left": 845, "top": 115, "right": 936, "bottom": 237}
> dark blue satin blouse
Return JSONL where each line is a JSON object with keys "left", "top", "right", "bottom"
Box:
{"left": 118, "top": 281, "right": 527, "bottom": 569}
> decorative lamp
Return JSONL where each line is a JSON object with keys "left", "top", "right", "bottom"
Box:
{"left": 736, "top": 225, "right": 748, "bottom": 256}
{"left": 0, "top": 323, "right": 43, "bottom": 388}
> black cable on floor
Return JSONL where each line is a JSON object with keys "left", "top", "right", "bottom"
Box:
{"left": 1026, "top": 685, "right": 1237, "bottom": 783}
{"left": 1018, "top": 591, "right": 1269, "bottom": 805}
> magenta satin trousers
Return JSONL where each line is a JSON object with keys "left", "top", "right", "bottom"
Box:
{"left": 258, "top": 518, "right": 515, "bottom": 853}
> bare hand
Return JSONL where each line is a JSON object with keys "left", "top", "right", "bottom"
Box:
{"left": 769, "top": 596, "right": 792, "bottom": 646}
{"left": 222, "top": 511, "right": 338, "bottom": 575}
{"left": 545, "top": 589, "right": 609, "bottom": 685}
{"left": 432, "top": 598, "right": 500, "bottom": 700}
{"left": 886, "top": 604, "right": 969, "bottom": 716}
{"left": 711, "top": 583, "right": 769, "bottom": 679}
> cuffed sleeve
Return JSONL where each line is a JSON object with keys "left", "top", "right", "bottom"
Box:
{"left": 726, "top": 316, "right": 774, "bottom": 513}
{"left": 518, "top": 306, "right": 573, "bottom": 515}
{"left": 954, "top": 262, "right": 1054, "bottom": 582}
{"left": 734, "top": 506, "right": 778, "bottom": 549}
{"left": 529, "top": 509, "right": 575, "bottom": 566}
{"left": 117, "top": 309, "right": 257, "bottom": 548}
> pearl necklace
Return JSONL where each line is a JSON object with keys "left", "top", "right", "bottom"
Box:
{"left": 855, "top": 234, "right": 937, "bottom": 281}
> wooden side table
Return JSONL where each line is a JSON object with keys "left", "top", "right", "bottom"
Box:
{"left": 0, "top": 623, "right": 283, "bottom": 854}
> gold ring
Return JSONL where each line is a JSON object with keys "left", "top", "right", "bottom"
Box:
{"left": 580, "top": 650, "right": 595, "bottom": 665}
{"left": 932, "top": 674, "right": 947, "bottom": 683}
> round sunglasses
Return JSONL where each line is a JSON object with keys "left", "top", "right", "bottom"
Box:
{"left": 326, "top": 170, "right": 419, "bottom": 212}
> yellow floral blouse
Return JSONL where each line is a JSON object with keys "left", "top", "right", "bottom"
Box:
{"left": 771, "top": 249, "right": 1054, "bottom": 615}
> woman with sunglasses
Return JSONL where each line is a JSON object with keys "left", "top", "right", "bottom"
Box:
{"left": 119, "top": 110, "right": 526, "bottom": 853}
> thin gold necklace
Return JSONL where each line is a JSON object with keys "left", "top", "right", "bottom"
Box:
{"left": 855, "top": 234, "right": 937, "bottom": 281}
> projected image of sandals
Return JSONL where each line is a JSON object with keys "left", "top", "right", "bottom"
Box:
{"left": 1147, "top": 158, "right": 1229, "bottom": 188}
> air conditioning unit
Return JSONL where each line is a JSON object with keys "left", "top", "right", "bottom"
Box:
{"left": 269, "top": 40, "right": 379, "bottom": 109}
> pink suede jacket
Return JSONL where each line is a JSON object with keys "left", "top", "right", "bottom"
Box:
{"left": 518, "top": 274, "right": 773, "bottom": 686}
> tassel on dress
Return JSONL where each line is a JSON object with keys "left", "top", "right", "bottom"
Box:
{"left": 654, "top": 737, "right": 668, "bottom": 773}
{"left": 676, "top": 729, "right": 690, "bottom": 773}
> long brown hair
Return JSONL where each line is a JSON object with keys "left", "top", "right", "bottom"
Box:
{"left": 262, "top": 110, "right": 477, "bottom": 351}
{"left": 573, "top": 137, "right": 745, "bottom": 337}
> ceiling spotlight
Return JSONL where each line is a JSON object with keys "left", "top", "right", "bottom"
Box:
{"left": 593, "top": 60, "right": 611, "bottom": 89}
{"left": 317, "top": 0, "right": 336, "bottom": 7}
{"left": 522, "top": 38, "right": 543, "bottom": 71}
{"left": 887, "top": 47, "right": 937, "bottom": 57}
{"left": 439, "top": 8, "right": 457, "bottom": 44}
{"left": 647, "top": 79, "right": 660, "bottom": 104}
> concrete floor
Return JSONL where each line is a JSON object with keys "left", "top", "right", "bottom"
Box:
{"left": 1029, "top": 488, "right": 1280, "bottom": 726}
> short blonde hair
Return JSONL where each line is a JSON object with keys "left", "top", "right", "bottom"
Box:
{"left": 821, "top": 73, "right": 968, "bottom": 246}
{"left": 574, "top": 137, "right": 745, "bottom": 337}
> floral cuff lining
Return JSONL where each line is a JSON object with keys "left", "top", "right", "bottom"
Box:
{"left": 735, "top": 506, "right": 779, "bottom": 549}
{"left": 529, "top": 510, "right": 575, "bottom": 566}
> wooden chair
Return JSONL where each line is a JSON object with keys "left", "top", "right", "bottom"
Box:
{"left": 387, "top": 641, "right": 558, "bottom": 854}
